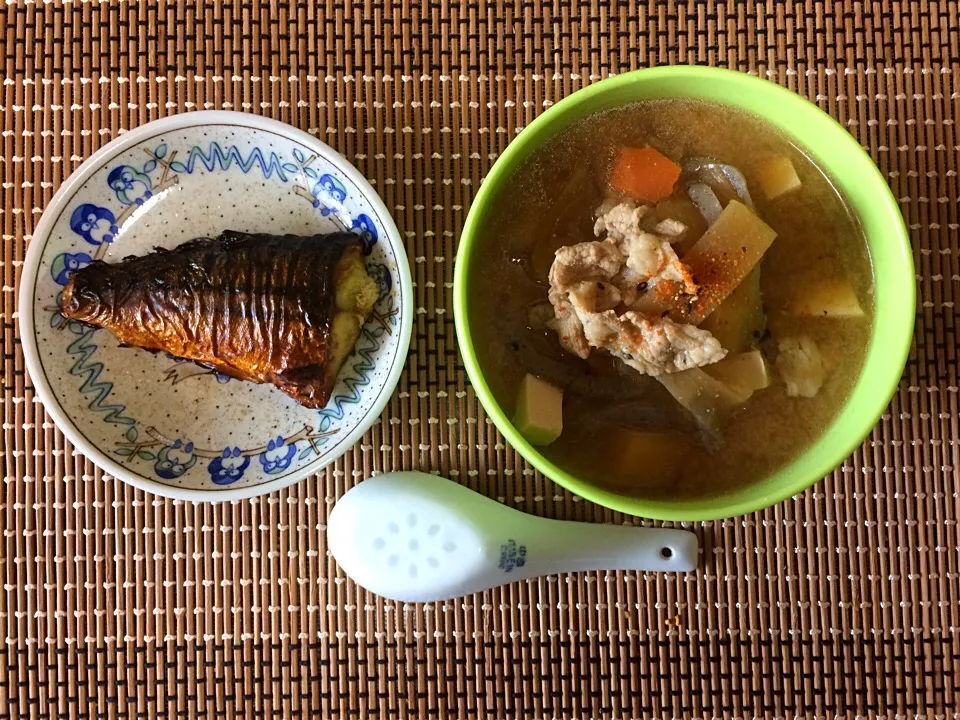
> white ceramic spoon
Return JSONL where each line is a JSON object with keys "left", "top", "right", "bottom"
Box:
{"left": 327, "top": 471, "right": 699, "bottom": 603}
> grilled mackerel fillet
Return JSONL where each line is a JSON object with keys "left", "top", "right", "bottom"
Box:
{"left": 60, "top": 230, "right": 379, "bottom": 408}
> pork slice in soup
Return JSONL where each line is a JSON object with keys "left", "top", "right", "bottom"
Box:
{"left": 469, "top": 99, "right": 873, "bottom": 501}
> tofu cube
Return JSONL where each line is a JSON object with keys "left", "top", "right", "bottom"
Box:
{"left": 789, "top": 278, "right": 865, "bottom": 317}
{"left": 513, "top": 374, "right": 563, "bottom": 446}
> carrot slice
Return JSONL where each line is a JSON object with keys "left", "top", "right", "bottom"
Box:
{"left": 609, "top": 146, "right": 682, "bottom": 203}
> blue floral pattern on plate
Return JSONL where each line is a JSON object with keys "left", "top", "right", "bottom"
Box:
{"left": 28, "top": 118, "right": 408, "bottom": 495}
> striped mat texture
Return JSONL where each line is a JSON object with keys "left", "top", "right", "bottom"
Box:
{"left": 1, "top": 2, "right": 958, "bottom": 718}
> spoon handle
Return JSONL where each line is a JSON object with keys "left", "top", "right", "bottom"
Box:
{"left": 490, "top": 520, "right": 699, "bottom": 580}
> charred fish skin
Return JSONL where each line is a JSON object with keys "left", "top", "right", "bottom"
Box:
{"left": 60, "top": 230, "right": 379, "bottom": 408}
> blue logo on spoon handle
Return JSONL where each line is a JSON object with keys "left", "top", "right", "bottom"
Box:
{"left": 498, "top": 539, "right": 527, "bottom": 573}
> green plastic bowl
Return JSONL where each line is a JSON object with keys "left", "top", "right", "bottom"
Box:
{"left": 454, "top": 66, "right": 915, "bottom": 521}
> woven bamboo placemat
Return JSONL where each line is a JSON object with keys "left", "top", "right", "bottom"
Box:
{"left": 1, "top": 2, "right": 958, "bottom": 718}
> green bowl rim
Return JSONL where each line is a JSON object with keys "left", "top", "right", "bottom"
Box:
{"left": 453, "top": 65, "right": 915, "bottom": 521}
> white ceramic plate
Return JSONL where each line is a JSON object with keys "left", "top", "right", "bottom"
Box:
{"left": 19, "top": 111, "right": 412, "bottom": 500}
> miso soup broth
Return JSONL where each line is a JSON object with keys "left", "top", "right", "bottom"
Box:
{"left": 468, "top": 99, "right": 874, "bottom": 501}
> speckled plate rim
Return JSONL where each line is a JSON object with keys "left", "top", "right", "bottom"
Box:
{"left": 19, "top": 110, "right": 413, "bottom": 502}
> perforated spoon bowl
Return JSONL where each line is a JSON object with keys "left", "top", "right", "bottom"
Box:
{"left": 327, "top": 471, "right": 699, "bottom": 603}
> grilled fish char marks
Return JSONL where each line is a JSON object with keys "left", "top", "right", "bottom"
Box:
{"left": 60, "top": 231, "right": 379, "bottom": 408}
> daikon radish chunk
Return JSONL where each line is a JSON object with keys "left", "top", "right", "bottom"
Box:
{"left": 678, "top": 200, "right": 777, "bottom": 324}
{"left": 757, "top": 156, "right": 802, "bottom": 200}
{"left": 658, "top": 367, "right": 753, "bottom": 435}
{"left": 698, "top": 267, "right": 765, "bottom": 352}
{"left": 704, "top": 350, "right": 770, "bottom": 392}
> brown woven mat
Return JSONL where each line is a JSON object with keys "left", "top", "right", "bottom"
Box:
{"left": 2, "top": 2, "right": 959, "bottom": 718}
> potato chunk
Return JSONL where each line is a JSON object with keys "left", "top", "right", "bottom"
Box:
{"left": 609, "top": 429, "right": 691, "bottom": 483}
{"left": 757, "top": 156, "right": 802, "bottom": 200}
